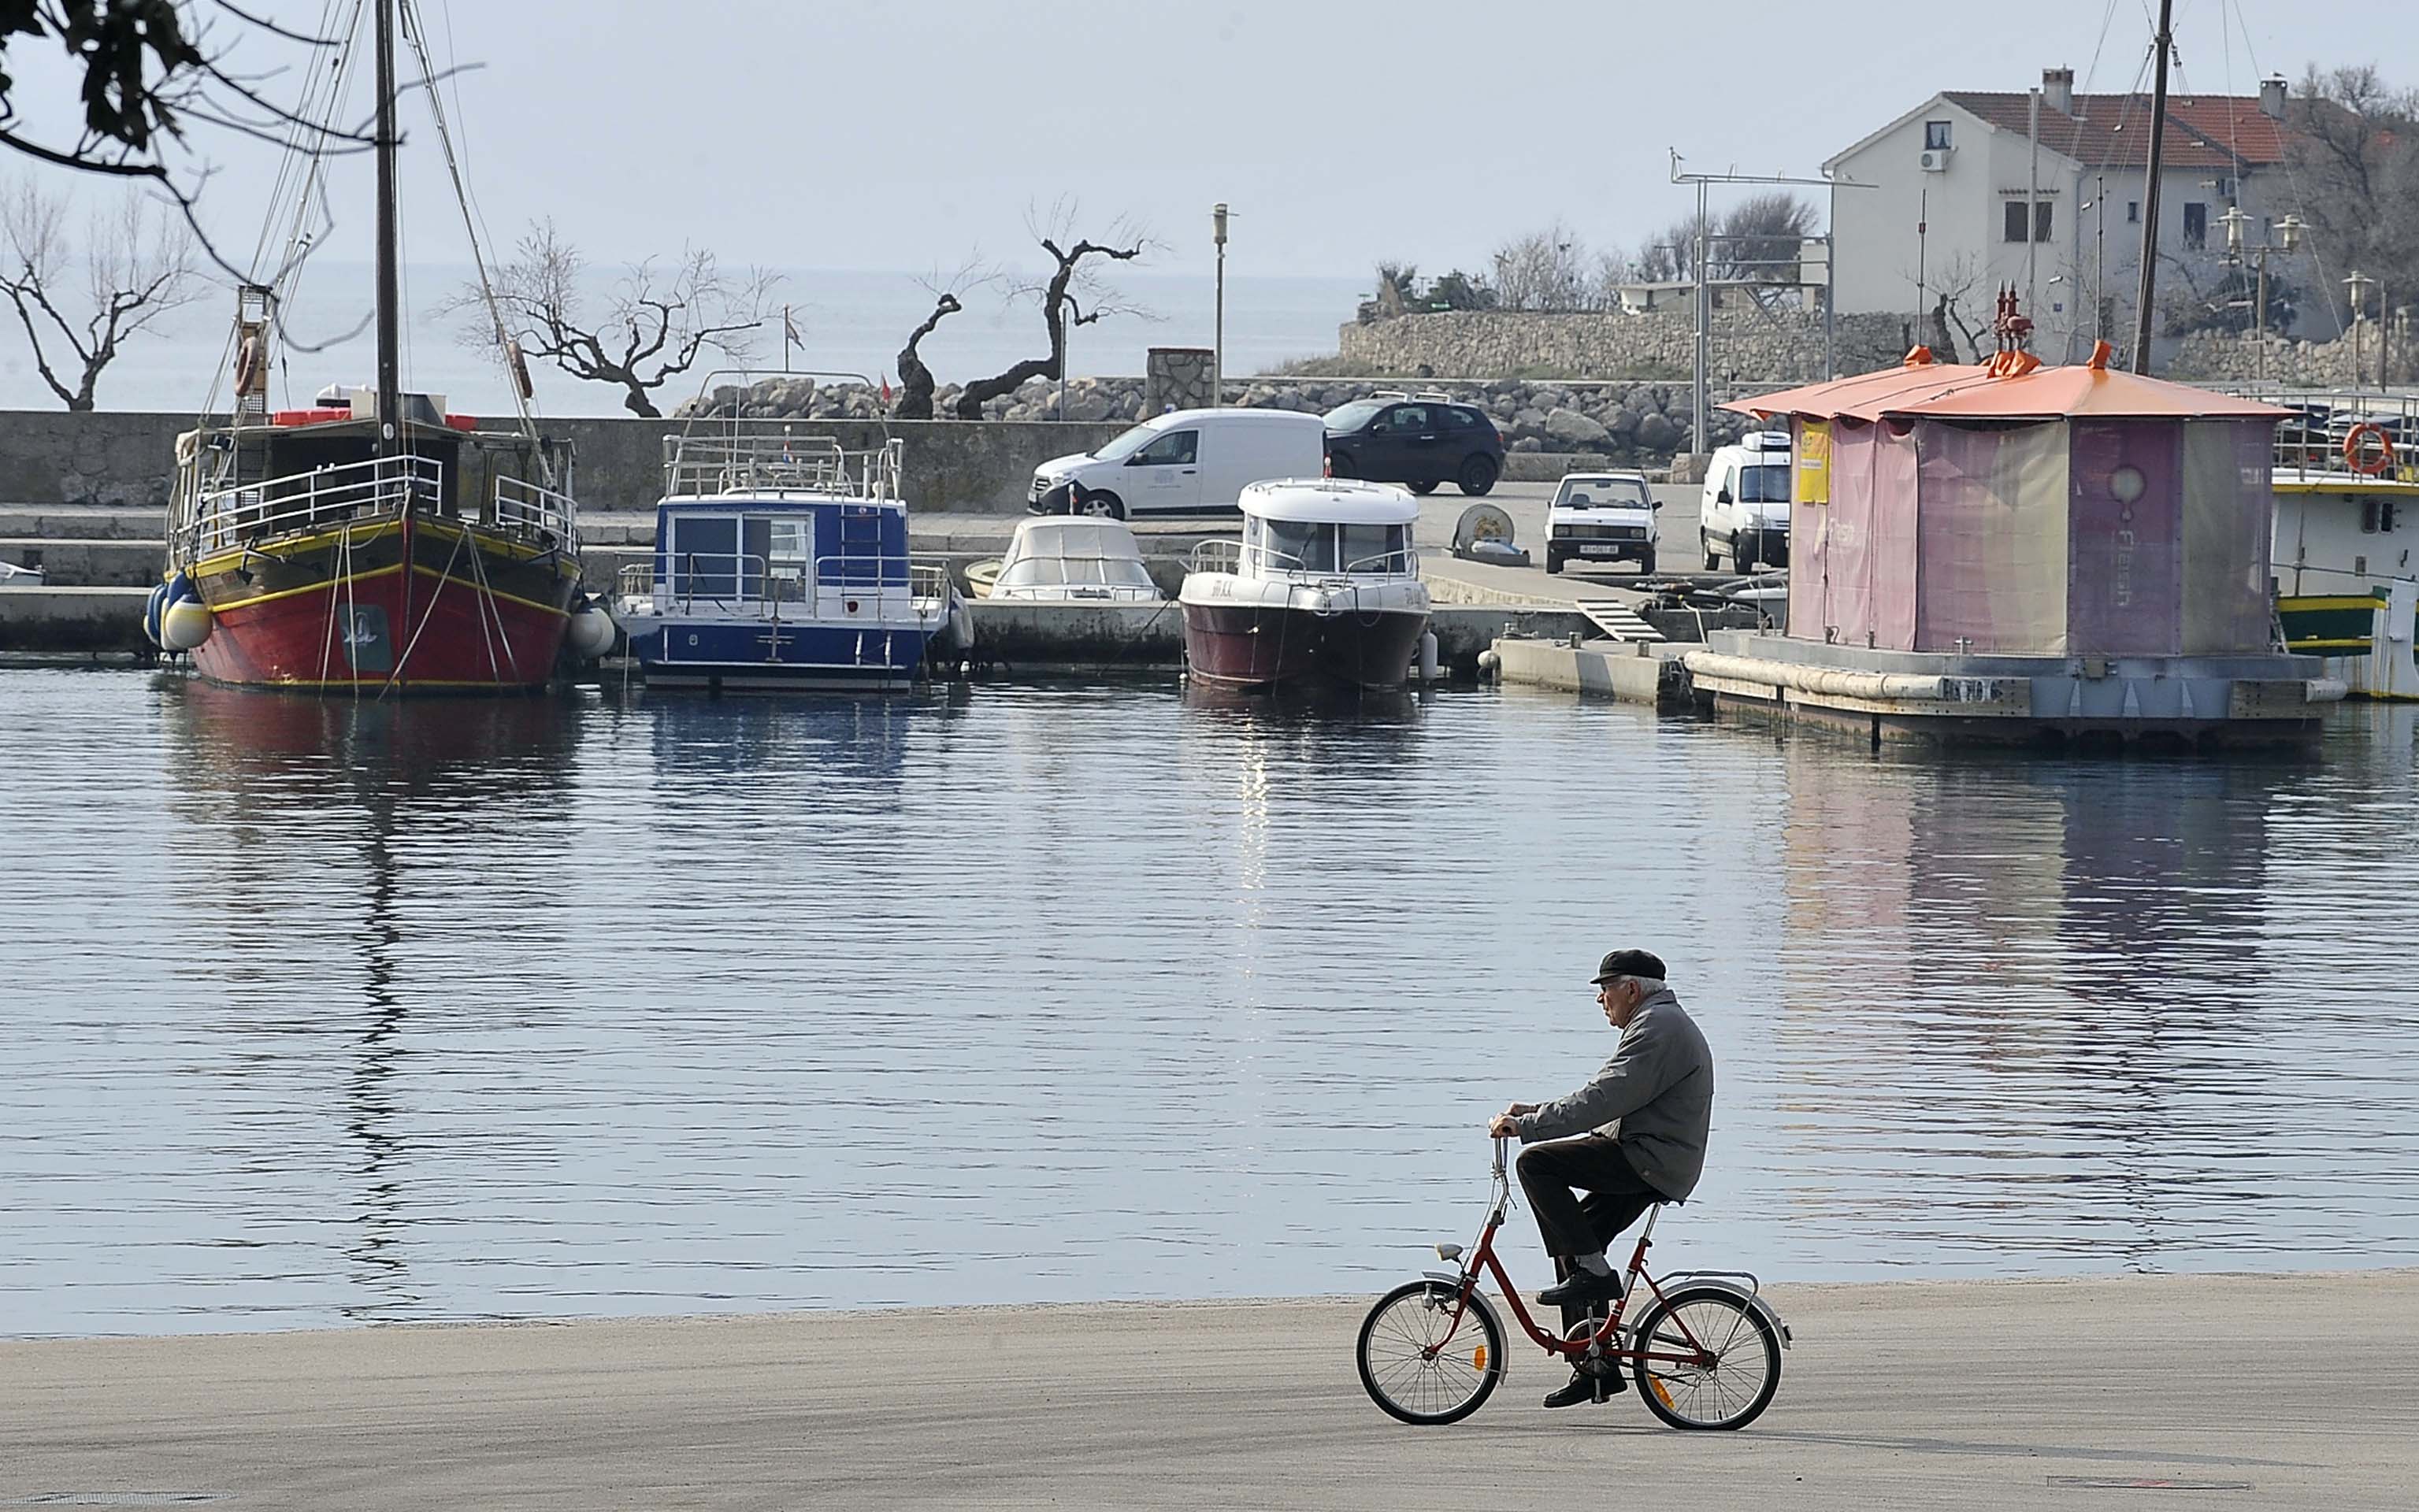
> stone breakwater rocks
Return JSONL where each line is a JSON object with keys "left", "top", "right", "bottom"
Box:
{"left": 1334, "top": 306, "right": 1911, "bottom": 381}
{"left": 685, "top": 374, "right": 1761, "bottom": 459}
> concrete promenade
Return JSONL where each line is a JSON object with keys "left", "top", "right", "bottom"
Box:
{"left": 6, "top": 1270, "right": 2413, "bottom": 1510}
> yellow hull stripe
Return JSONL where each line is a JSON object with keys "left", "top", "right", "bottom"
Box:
{"left": 207, "top": 562, "right": 406, "bottom": 613}
{"left": 2278, "top": 595, "right": 2388, "bottom": 612}
{"left": 409, "top": 563, "right": 572, "bottom": 619}
{"left": 2273, "top": 480, "right": 2419, "bottom": 496}
{"left": 2288, "top": 638, "right": 2377, "bottom": 652}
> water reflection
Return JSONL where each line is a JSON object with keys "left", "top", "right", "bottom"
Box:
{"left": 5, "top": 673, "right": 2417, "bottom": 1336}
{"left": 158, "top": 682, "right": 586, "bottom": 1324}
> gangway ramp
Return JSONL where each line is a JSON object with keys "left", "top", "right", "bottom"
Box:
{"left": 1571, "top": 596, "right": 1665, "bottom": 643}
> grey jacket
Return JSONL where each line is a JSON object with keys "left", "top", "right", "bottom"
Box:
{"left": 1513, "top": 988, "right": 1713, "bottom": 1202}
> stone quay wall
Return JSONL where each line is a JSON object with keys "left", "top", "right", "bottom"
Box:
{"left": 0, "top": 412, "right": 1130, "bottom": 517}
{"left": 1330, "top": 306, "right": 1910, "bottom": 383}
{"left": 2168, "top": 319, "right": 2419, "bottom": 387}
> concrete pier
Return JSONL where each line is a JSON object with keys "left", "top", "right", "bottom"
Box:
{"left": 2, "top": 1270, "right": 2410, "bottom": 1510}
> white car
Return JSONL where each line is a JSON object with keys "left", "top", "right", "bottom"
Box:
{"left": 1544, "top": 472, "right": 1658, "bottom": 575}
{"left": 1700, "top": 431, "right": 1793, "bottom": 572}
{"left": 1029, "top": 408, "right": 1326, "bottom": 521}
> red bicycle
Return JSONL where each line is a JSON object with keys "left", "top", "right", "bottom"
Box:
{"left": 1356, "top": 1136, "right": 1790, "bottom": 1429}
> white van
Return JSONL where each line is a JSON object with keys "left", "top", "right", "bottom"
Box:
{"left": 1029, "top": 408, "right": 1326, "bottom": 520}
{"left": 1699, "top": 430, "right": 1794, "bottom": 571}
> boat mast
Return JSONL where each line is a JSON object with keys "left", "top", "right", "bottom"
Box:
{"left": 373, "top": 0, "right": 401, "bottom": 459}
{"left": 2130, "top": 0, "right": 2174, "bottom": 375}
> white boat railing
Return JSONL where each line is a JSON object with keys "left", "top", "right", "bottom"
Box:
{"left": 662, "top": 430, "right": 904, "bottom": 502}
{"left": 2227, "top": 388, "right": 2419, "bottom": 483}
{"left": 495, "top": 475, "right": 581, "bottom": 550}
{"left": 176, "top": 454, "right": 443, "bottom": 558}
{"left": 171, "top": 454, "right": 584, "bottom": 559}
{"left": 624, "top": 550, "right": 951, "bottom": 623}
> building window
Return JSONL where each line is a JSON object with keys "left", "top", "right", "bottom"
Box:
{"left": 1924, "top": 120, "right": 1952, "bottom": 150}
{"left": 2183, "top": 202, "right": 2207, "bottom": 250}
{"left": 2035, "top": 202, "right": 2054, "bottom": 242}
{"left": 2005, "top": 201, "right": 2028, "bottom": 243}
{"left": 2127, "top": 200, "right": 2140, "bottom": 223}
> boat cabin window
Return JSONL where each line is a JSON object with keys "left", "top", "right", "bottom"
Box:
{"left": 765, "top": 517, "right": 810, "bottom": 598}
{"left": 670, "top": 515, "right": 739, "bottom": 598}
{"left": 1252, "top": 517, "right": 1410, "bottom": 574}
{"left": 1340, "top": 521, "right": 1412, "bottom": 573}
{"left": 1000, "top": 558, "right": 1064, "bottom": 587}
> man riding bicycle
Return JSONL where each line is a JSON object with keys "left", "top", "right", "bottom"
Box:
{"left": 1488, "top": 948, "right": 1713, "bottom": 1410}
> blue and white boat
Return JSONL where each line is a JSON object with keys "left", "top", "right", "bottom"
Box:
{"left": 617, "top": 425, "right": 965, "bottom": 690}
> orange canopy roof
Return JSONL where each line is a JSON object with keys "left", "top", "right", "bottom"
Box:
{"left": 1883, "top": 364, "right": 2295, "bottom": 420}
{"left": 1723, "top": 362, "right": 1987, "bottom": 422}
{"left": 1729, "top": 359, "right": 2295, "bottom": 423}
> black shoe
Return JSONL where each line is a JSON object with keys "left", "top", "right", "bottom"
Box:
{"left": 1537, "top": 1269, "right": 1623, "bottom": 1308}
{"left": 1542, "top": 1369, "right": 1627, "bottom": 1409}
{"left": 1542, "top": 1371, "right": 1597, "bottom": 1409}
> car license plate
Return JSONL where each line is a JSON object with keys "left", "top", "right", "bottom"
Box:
{"left": 1579, "top": 544, "right": 1616, "bottom": 557}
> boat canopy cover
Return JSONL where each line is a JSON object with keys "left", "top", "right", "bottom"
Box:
{"left": 1240, "top": 478, "right": 1420, "bottom": 524}
{"left": 1729, "top": 360, "right": 2295, "bottom": 423}
{"left": 1002, "top": 517, "right": 1149, "bottom": 566}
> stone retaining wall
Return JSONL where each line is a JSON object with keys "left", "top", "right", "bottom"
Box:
{"left": 1332, "top": 306, "right": 1909, "bottom": 382}
{"left": 2169, "top": 320, "right": 2419, "bottom": 387}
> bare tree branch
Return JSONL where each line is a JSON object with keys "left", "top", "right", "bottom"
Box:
{"left": 452, "top": 219, "right": 779, "bottom": 417}
{"left": 954, "top": 200, "right": 1150, "bottom": 419}
{"left": 0, "top": 172, "right": 195, "bottom": 409}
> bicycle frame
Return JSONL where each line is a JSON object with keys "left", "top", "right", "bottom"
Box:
{"left": 1430, "top": 1138, "right": 1716, "bottom": 1376}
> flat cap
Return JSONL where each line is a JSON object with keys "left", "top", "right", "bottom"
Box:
{"left": 1591, "top": 948, "right": 1667, "bottom": 984}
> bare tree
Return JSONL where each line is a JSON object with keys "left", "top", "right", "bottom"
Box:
{"left": 463, "top": 218, "right": 778, "bottom": 418}
{"left": 953, "top": 202, "right": 1146, "bottom": 420}
{"left": 1718, "top": 192, "right": 1816, "bottom": 285}
{"left": 893, "top": 260, "right": 996, "bottom": 419}
{"left": 1923, "top": 253, "right": 1994, "bottom": 363}
{"left": 1491, "top": 220, "right": 1593, "bottom": 311}
{"left": 2287, "top": 65, "right": 2419, "bottom": 329}
{"left": 0, "top": 176, "right": 195, "bottom": 409}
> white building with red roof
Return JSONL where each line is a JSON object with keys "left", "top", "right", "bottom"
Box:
{"left": 1824, "top": 68, "right": 2333, "bottom": 365}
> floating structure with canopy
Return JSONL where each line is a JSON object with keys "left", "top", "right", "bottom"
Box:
{"left": 1682, "top": 296, "right": 2343, "bottom": 747}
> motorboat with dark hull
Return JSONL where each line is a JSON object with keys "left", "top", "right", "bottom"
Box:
{"left": 1180, "top": 480, "right": 1430, "bottom": 690}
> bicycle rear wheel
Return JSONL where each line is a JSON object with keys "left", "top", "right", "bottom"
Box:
{"left": 1356, "top": 1279, "right": 1504, "bottom": 1425}
{"left": 1630, "top": 1286, "right": 1782, "bottom": 1430}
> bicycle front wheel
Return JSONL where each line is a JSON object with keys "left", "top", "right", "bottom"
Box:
{"left": 1631, "top": 1286, "right": 1782, "bottom": 1430}
{"left": 1356, "top": 1279, "right": 1505, "bottom": 1425}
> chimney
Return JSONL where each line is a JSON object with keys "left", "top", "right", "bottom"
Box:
{"left": 2042, "top": 66, "right": 2075, "bottom": 116}
{"left": 2260, "top": 75, "right": 2287, "bottom": 120}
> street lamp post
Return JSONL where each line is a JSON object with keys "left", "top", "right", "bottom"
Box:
{"left": 2346, "top": 269, "right": 2377, "bottom": 391}
{"left": 1212, "top": 202, "right": 1229, "bottom": 409}
{"left": 2221, "top": 206, "right": 2305, "bottom": 384}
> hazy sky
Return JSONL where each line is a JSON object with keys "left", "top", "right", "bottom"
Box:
{"left": 3, "top": 1, "right": 2410, "bottom": 287}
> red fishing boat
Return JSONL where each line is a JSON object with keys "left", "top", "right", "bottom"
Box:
{"left": 153, "top": 1, "right": 601, "bottom": 694}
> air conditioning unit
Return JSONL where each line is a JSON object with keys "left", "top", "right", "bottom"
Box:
{"left": 1919, "top": 149, "right": 1950, "bottom": 172}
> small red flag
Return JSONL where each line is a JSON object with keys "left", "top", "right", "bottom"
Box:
{"left": 880, "top": 376, "right": 893, "bottom": 404}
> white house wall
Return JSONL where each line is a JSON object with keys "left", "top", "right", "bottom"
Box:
{"left": 1830, "top": 98, "right": 2340, "bottom": 365}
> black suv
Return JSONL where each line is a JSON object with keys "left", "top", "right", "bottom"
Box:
{"left": 1323, "top": 395, "right": 1503, "bottom": 496}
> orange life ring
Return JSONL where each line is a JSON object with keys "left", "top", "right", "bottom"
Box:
{"left": 233, "top": 333, "right": 265, "bottom": 397}
{"left": 2344, "top": 422, "right": 2395, "bottom": 476}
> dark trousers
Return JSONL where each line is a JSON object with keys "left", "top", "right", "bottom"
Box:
{"left": 1516, "top": 1134, "right": 1664, "bottom": 1332}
